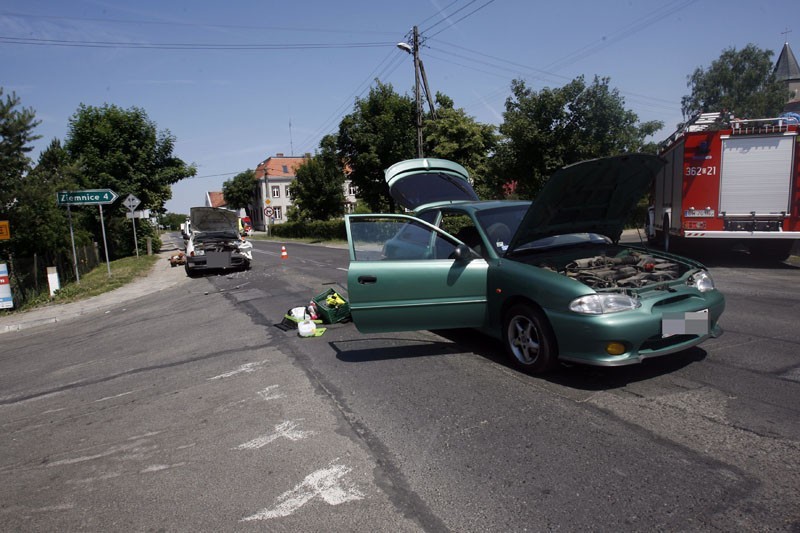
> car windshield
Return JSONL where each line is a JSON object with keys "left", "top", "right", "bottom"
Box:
{"left": 474, "top": 204, "right": 529, "bottom": 254}
{"left": 511, "top": 232, "right": 612, "bottom": 253}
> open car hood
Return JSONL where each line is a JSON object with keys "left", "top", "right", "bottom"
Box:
{"left": 506, "top": 154, "right": 665, "bottom": 254}
{"left": 189, "top": 207, "right": 240, "bottom": 233}
{"left": 385, "top": 158, "right": 479, "bottom": 211}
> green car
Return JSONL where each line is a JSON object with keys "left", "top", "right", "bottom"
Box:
{"left": 344, "top": 155, "right": 725, "bottom": 374}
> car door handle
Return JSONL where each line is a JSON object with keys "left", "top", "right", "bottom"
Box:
{"left": 358, "top": 275, "right": 377, "bottom": 285}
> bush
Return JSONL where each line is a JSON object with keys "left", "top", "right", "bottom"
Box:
{"left": 625, "top": 198, "right": 649, "bottom": 229}
{"left": 270, "top": 219, "right": 346, "bottom": 241}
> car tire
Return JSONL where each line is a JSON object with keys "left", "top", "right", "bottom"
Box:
{"left": 503, "top": 304, "right": 558, "bottom": 374}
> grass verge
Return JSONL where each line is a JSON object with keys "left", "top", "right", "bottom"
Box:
{"left": 6, "top": 254, "right": 160, "bottom": 313}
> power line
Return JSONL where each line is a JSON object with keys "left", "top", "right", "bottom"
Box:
{"left": 0, "top": 10, "right": 395, "bottom": 36}
{"left": 292, "top": 50, "right": 406, "bottom": 155}
{"left": 290, "top": 2, "right": 482, "bottom": 155}
{"left": 428, "top": 41, "right": 680, "bottom": 109}
{"left": 424, "top": 0, "right": 497, "bottom": 39}
{"left": 415, "top": 0, "right": 463, "bottom": 28}
{"left": 542, "top": 0, "right": 698, "bottom": 72}
{"left": 0, "top": 36, "right": 394, "bottom": 50}
{"left": 421, "top": 0, "right": 481, "bottom": 34}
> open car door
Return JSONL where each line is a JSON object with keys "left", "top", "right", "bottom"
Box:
{"left": 345, "top": 214, "right": 488, "bottom": 333}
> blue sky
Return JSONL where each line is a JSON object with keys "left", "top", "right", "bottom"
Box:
{"left": 2, "top": 0, "right": 796, "bottom": 215}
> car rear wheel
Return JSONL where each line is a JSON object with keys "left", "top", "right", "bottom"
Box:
{"left": 503, "top": 304, "right": 558, "bottom": 374}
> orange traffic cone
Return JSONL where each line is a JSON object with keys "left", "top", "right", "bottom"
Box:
{"left": 280, "top": 245, "right": 288, "bottom": 260}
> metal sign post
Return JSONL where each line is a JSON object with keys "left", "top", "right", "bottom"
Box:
{"left": 57, "top": 189, "right": 119, "bottom": 278}
{"left": 67, "top": 205, "right": 80, "bottom": 283}
{"left": 98, "top": 205, "right": 112, "bottom": 277}
{"left": 123, "top": 194, "right": 141, "bottom": 257}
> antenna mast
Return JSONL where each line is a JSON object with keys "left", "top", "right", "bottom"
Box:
{"left": 289, "top": 118, "right": 294, "bottom": 156}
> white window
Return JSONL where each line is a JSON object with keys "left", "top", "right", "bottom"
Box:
{"left": 285, "top": 186, "right": 292, "bottom": 199}
{"left": 274, "top": 206, "right": 283, "bottom": 220}
{"left": 271, "top": 185, "right": 281, "bottom": 198}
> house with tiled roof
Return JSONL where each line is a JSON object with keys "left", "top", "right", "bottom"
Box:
{"left": 252, "top": 154, "right": 309, "bottom": 230}
{"left": 774, "top": 41, "right": 800, "bottom": 112}
{"left": 251, "top": 153, "right": 358, "bottom": 231}
{"left": 205, "top": 191, "right": 227, "bottom": 208}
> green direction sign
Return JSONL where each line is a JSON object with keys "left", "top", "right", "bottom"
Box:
{"left": 57, "top": 189, "right": 119, "bottom": 206}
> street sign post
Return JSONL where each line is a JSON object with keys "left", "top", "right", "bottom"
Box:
{"left": 57, "top": 189, "right": 118, "bottom": 206}
{"left": 123, "top": 194, "right": 141, "bottom": 211}
{"left": 56, "top": 189, "right": 118, "bottom": 277}
{"left": 123, "top": 194, "right": 142, "bottom": 257}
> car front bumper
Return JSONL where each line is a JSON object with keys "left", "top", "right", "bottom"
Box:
{"left": 185, "top": 251, "right": 251, "bottom": 271}
{"left": 546, "top": 290, "right": 725, "bottom": 367}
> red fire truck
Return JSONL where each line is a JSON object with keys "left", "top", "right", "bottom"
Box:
{"left": 646, "top": 112, "right": 800, "bottom": 259}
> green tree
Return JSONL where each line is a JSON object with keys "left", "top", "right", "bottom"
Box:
{"left": 681, "top": 44, "right": 790, "bottom": 121}
{"left": 161, "top": 212, "right": 188, "bottom": 231}
{"left": 222, "top": 169, "right": 256, "bottom": 217}
{"left": 64, "top": 104, "right": 196, "bottom": 258}
{"left": 337, "top": 81, "right": 416, "bottom": 212}
{"left": 10, "top": 139, "right": 88, "bottom": 258}
{"left": 291, "top": 135, "right": 345, "bottom": 221}
{"left": 424, "top": 92, "right": 497, "bottom": 198}
{"left": 490, "top": 76, "right": 663, "bottom": 199}
{"left": 0, "top": 88, "right": 41, "bottom": 220}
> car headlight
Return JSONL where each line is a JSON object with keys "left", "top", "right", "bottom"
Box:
{"left": 688, "top": 270, "right": 715, "bottom": 292}
{"left": 569, "top": 293, "right": 641, "bottom": 315}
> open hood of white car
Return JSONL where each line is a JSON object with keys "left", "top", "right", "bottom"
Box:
{"left": 189, "top": 207, "right": 239, "bottom": 233}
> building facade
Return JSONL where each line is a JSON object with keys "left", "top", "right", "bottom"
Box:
{"left": 251, "top": 153, "right": 357, "bottom": 231}
{"left": 775, "top": 41, "right": 800, "bottom": 113}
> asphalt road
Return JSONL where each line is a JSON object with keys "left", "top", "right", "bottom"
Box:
{"left": 1, "top": 234, "right": 798, "bottom": 531}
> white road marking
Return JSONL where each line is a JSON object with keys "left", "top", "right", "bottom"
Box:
{"left": 336, "top": 267, "right": 348, "bottom": 272}
{"left": 29, "top": 503, "right": 75, "bottom": 512}
{"left": 67, "top": 472, "right": 121, "bottom": 485}
{"left": 128, "top": 431, "right": 162, "bottom": 440}
{"left": 235, "top": 420, "right": 314, "bottom": 450}
{"left": 207, "top": 360, "right": 267, "bottom": 380}
{"left": 241, "top": 460, "right": 363, "bottom": 521}
{"left": 141, "top": 462, "right": 186, "bottom": 473}
{"left": 47, "top": 439, "right": 154, "bottom": 467}
{"left": 257, "top": 385, "right": 285, "bottom": 401}
{"left": 95, "top": 390, "right": 137, "bottom": 402}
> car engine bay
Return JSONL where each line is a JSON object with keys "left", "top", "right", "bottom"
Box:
{"left": 192, "top": 233, "right": 249, "bottom": 255}
{"left": 537, "top": 249, "right": 686, "bottom": 289}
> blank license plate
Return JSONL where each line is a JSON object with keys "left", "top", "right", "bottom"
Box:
{"left": 662, "top": 309, "right": 709, "bottom": 337}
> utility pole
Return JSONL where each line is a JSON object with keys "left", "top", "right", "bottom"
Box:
{"left": 412, "top": 26, "right": 423, "bottom": 158}
{"left": 399, "top": 26, "right": 438, "bottom": 158}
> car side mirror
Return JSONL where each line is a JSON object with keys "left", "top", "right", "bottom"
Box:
{"left": 452, "top": 243, "right": 475, "bottom": 262}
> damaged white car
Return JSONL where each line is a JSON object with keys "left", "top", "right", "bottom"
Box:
{"left": 185, "top": 207, "right": 253, "bottom": 277}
